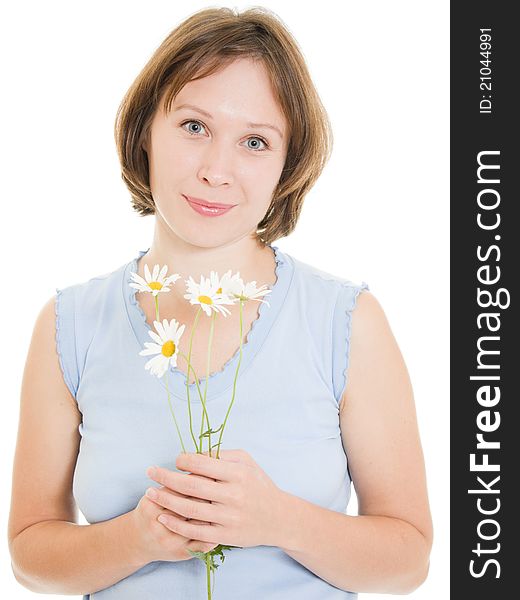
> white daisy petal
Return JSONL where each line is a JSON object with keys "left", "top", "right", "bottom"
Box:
{"left": 141, "top": 340, "right": 161, "bottom": 350}
{"left": 227, "top": 278, "right": 244, "bottom": 297}
{"left": 210, "top": 271, "right": 221, "bottom": 289}
{"left": 160, "top": 357, "right": 172, "bottom": 378}
{"left": 130, "top": 273, "right": 149, "bottom": 287}
{"left": 164, "top": 273, "right": 181, "bottom": 286}
{"left": 170, "top": 319, "right": 184, "bottom": 339}
{"left": 214, "top": 295, "right": 235, "bottom": 306}
{"left": 154, "top": 320, "right": 167, "bottom": 340}
{"left": 144, "top": 354, "right": 161, "bottom": 372}
{"left": 129, "top": 283, "right": 147, "bottom": 292}
{"left": 215, "top": 304, "right": 231, "bottom": 316}
{"left": 162, "top": 318, "right": 171, "bottom": 337}
{"left": 220, "top": 269, "right": 232, "bottom": 283}
{"left": 150, "top": 354, "right": 167, "bottom": 375}
{"left": 159, "top": 265, "right": 168, "bottom": 281}
{"left": 162, "top": 319, "right": 172, "bottom": 339}
{"left": 152, "top": 264, "right": 160, "bottom": 281}
{"left": 148, "top": 331, "right": 163, "bottom": 346}
{"left": 164, "top": 319, "right": 176, "bottom": 339}
{"left": 139, "top": 343, "right": 162, "bottom": 356}
{"left": 144, "top": 264, "right": 152, "bottom": 282}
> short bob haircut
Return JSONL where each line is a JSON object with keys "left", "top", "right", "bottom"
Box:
{"left": 114, "top": 6, "right": 333, "bottom": 246}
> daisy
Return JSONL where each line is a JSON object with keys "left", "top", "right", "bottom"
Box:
{"left": 217, "top": 270, "right": 243, "bottom": 299}
{"left": 220, "top": 270, "right": 272, "bottom": 306}
{"left": 184, "top": 271, "right": 236, "bottom": 317}
{"left": 130, "top": 264, "right": 181, "bottom": 297}
{"left": 139, "top": 318, "right": 186, "bottom": 378}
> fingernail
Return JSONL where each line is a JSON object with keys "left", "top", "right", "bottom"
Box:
{"left": 146, "top": 466, "right": 157, "bottom": 478}
{"left": 146, "top": 487, "right": 158, "bottom": 499}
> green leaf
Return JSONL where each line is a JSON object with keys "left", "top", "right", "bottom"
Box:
{"left": 187, "top": 544, "right": 242, "bottom": 573}
{"left": 198, "top": 423, "right": 224, "bottom": 439}
{"left": 186, "top": 549, "right": 207, "bottom": 560}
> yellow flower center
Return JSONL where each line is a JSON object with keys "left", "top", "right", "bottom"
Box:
{"left": 198, "top": 295, "right": 213, "bottom": 305}
{"left": 148, "top": 281, "right": 163, "bottom": 291}
{"left": 161, "top": 340, "right": 176, "bottom": 357}
{"left": 216, "top": 287, "right": 222, "bottom": 294}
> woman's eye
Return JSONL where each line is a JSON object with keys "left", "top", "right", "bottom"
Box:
{"left": 181, "top": 120, "right": 206, "bottom": 135}
{"left": 244, "top": 137, "right": 268, "bottom": 151}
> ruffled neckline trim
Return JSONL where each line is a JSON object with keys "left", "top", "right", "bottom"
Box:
{"left": 123, "top": 244, "right": 291, "bottom": 400}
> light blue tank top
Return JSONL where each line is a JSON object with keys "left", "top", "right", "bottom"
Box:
{"left": 55, "top": 244, "right": 369, "bottom": 599}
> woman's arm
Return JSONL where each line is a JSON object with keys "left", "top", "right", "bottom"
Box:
{"left": 277, "top": 290, "right": 433, "bottom": 594}
{"left": 10, "top": 512, "right": 146, "bottom": 595}
{"left": 8, "top": 296, "right": 148, "bottom": 595}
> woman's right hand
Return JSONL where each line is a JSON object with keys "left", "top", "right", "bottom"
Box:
{"left": 130, "top": 484, "right": 218, "bottom": 564}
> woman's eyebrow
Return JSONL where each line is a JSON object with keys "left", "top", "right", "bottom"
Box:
{"left": 173, "top": 103, "right": 283, "bottom": 139}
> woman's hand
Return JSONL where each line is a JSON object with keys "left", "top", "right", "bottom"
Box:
{"left": 130, "top": 484, "right": 219, "bottom": 564}
{"left": 144, "top": 449, "right": 287, "bottom": 548}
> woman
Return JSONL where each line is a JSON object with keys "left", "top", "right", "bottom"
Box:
{"left": 8, "top": 6, "right": 433, "bottom": 599}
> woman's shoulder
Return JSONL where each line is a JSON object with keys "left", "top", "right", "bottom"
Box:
{"left": 55, "top": 259, "right": 128, "bottom": 302}
{"left": 285, "top": 252, "right": 370, "bottom": 301}
{"left": 53, "top": 259, "right": 131, "bottom": 347}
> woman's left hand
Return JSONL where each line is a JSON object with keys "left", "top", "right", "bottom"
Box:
{"left": 145, "top": 449, "right": 287, "bottom": 548}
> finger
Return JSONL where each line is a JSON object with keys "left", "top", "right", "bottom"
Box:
{"left": 156, "top": 484, "right": 193, "bottom": 500}
{"left": 185, "top": 539, "right": 218, "bottom": 556}
{"left": 149, "top": 469, "right": 227, "bottom": 503}
{"left": 159, "top": 509, "right": 210, "bottom": 527}
{"left": 214, "top": 449, "right": 255, "bottom": 465}
{"left": 158, "top": 502, "right": 211, "bottom": 525}
{"left": 175, "top": 452, "right": 241, "bottom": 481}
{"left": 147, "top": 468, "right": 212, "bottom": 485}
{"left": 147, "top": 487, "right": 222, "bottom": 522}
{"left": 159, "top": 483, "right": 213, "bottom": 503}
{"left": 157, "top": 512, "right": 220, "bottom": 544}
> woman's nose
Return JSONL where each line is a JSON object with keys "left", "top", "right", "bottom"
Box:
{"left": 197, "top": 139, "right": 235, "bottom": 187}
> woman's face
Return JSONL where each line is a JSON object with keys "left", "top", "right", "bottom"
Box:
{"left": 145, "top": 57, "right": 288, "bottom": 249}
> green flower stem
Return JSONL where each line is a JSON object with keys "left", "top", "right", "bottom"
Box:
{"left": 206, "top": 554, "right": 211, "bottom": 600}
{"left": 153, "top": 294, "right": 185, "bottom": 453}
{"left": 178, "top": 351, "right": 211, "bottom": 436}
{"left": 216, "top": 299, "right": 245, "bottom": 459}
{"left": 212, "top": 560, "right": 216, "bottom": 595}
{"left": 201, "top": 311, "right": 217, "bottom": 456}
{"left": 178, "top": 354, "right": 204, "bottom": 401}
{"left": 185, "top": 307, "right": 203, "bottom": 452}
{"left": 179, "top": 352, "right": 213, "bottom": 450}
{"left": 154, "top": 295, "right": 159, "bottom": 321}
{"left": 163, "top": 370, "right": 186, "bottom": 453}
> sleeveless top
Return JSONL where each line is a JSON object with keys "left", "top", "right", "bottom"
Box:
{"left": 54, "top": 244, "right": 369, "bottom": 600}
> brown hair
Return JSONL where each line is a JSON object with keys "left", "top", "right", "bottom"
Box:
{"left": 114, "top": 6, "right": 333, "bottom": 245}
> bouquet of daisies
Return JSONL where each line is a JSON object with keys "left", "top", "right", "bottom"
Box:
{"left": 129, "top": 262, "right": 272, "bottom": 598}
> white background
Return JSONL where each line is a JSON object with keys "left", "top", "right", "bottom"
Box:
{"left": 0, "top": 1, "right": 449, "bottom": 597}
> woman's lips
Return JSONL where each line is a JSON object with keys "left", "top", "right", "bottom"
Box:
{"left": 183, "top": 195, "right": 236, "bottom": 217}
